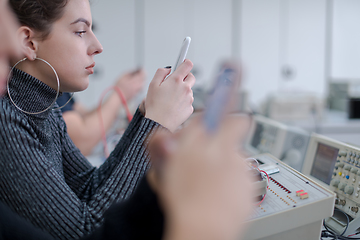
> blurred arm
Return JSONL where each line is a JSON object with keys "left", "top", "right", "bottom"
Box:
{"left": 63, "top": 69, "right": 145, "bottom": 156}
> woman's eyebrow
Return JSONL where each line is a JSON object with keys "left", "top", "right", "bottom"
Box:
{"left": 70, "top": 18, "right": 90, "bottom": 27}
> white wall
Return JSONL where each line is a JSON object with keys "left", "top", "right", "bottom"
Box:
{"left": 282, "top": 0, "right": 326, "bottom": 95}
{"left": 143, "top": 0, "right": 188, "bottom": 86}
{"left": 189, "top": 0, "right": 233, "bottom": 85}
{"left": 239, "top": 0, "right": 281, "bottom": 107}
{"left": 74, "top": 0, "right": 357, "bottom": 111}
{"left": 143, "top": 0, "right": 233, "bottom": 88}
{"left": 75, "top": 0, "right": 137, "bottom": 108}
{"left": 77, "top": 0, "right": 233, "bottom": 108}
{"left": 239, "top": 0, "right": 327, "bottom": 109}
{"left": 331, "top": 0, "right": 360, "bottom": 81}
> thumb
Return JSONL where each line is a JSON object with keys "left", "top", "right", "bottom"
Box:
{"left": 151, "top": 67, "right": 172, "bottom": 86}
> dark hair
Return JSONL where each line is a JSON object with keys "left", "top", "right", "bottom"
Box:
{"left": 9, "top": 0, "right": 69, "bottom": 40}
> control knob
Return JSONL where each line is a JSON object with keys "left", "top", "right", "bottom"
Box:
{"left": 339, "top": 182, "right": 347, "bottom": 191}
{"left": 331, "top": 179, "right": 340, "bottom": 188}
{"left": 345, "top": 186, "right": 355, "bottom": 195}
{"left": 339, "top": 151, "right": 347, "bottom": 157}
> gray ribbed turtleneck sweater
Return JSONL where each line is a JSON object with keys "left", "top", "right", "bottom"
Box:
{"left": 0, "top": 69, "right": 160, "bottom": 240}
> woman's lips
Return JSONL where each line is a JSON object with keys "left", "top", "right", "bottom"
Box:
{"left": 86, "top": 63, "right": 95, "bottom": 74}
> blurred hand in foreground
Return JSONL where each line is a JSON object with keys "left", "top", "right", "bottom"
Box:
{"left": 0, "top": 0, "right": 22, "bottom": 94}
{"left": 147, "top": 113, "right": 255, "bottom": 240}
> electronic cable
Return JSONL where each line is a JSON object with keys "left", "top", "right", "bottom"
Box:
{"left": 349, "top": 232, "right": 360, "bottom": 237}
{"left": 320, "top": 208, "right": 360, "bottom": 240}
{"left": 98, "top": 86, "right": 133, "bottom": 157}
{"left": 245, "top": 157, "right": 270, "bottom": 206}
{"left": 256, "top": 169, "right": 269, "bottom": 206}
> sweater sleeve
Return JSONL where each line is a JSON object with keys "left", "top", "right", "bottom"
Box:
{"left": 0, "top": 177, "right": 164, "bottom": 240}
{"left": 0, "top": 107, "right": 161, "bottom": 240}
{"left": 61, "top": 108, "right": 160, "bottom": 200}
{"left": 83, "top": 177, "right": 164, "bottom": 240}
{"left": 0, "top": 201, "right": 55, "bottom": 240}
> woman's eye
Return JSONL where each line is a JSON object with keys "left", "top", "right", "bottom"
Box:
{"left": 75, "top": 31, "right": 86, "bottom": 37}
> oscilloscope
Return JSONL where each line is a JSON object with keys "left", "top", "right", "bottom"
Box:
{"left": 302, "top": 133, "right": 360, "bottom": 235}
{"left": 245, "top": 114, "right": 310, "bottom": 171}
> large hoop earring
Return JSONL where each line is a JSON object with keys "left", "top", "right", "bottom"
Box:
{"left": 54, "top": 92, "right": 75, "bottom": 110}
{"left": 7, "top": 57, "right": 60, "bottom": 115}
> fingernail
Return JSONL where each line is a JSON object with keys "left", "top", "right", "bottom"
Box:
{"left": 164, "top": 66, "right": 172, "bottom": 69}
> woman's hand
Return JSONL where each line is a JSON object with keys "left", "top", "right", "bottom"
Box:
{"left": 144, "top": 59, "right": 195, "bottom": 132}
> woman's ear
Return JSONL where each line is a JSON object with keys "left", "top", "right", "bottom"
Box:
{"left": 17, "top": 26, "right": 39, "bottom": 61}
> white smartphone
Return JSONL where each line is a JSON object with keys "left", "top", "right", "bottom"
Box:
{"left": 171, "top": 36, "right": 191, "bottom": 74}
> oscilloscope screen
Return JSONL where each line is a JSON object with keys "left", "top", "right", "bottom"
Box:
{"left": 310, "top": 143, "right": 339, "bottom": 185}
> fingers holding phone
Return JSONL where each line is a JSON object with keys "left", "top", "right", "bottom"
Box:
{"left": 170, "top": 59, "right": 195, "bottom": 85}
{"left": 144, "top": 37, "right": 195, "bottom": 132}
{"left": 145, "top": 61, "right": 195, "bottom": 132}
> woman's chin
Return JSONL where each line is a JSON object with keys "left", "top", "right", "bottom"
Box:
{"left": 77, "top": 83, "right": 89, "bottom": 92}
{"left": 61, "top": 81, "right": 89, "bottom": 93}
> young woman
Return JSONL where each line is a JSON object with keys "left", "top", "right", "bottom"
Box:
{"left": 0, "top": 0, "right": 195, "bottom": 239}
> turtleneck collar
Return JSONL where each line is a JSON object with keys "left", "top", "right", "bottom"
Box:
{"left": 6, "top": 68, "right": 59, "bottom": 119}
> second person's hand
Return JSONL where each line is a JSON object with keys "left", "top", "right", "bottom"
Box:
{"left": 115, "top": 68, "right": 146, "bottom": 101}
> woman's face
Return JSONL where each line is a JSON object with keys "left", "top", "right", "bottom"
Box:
{"left": 0, "top": 0, "right": 21, "bottom": 91}
{"left": 35, "top": 0, "right": 103, "bottom": 92}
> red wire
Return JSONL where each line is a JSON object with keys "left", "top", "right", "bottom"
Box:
{"left": 97, "top": 86, "right": 133, "bottom": 157}
{"left": 255, "top": 169, "right": 270, "bottom": 206}
{"left": 113, "top": 86, "right": 133, "bottom": 122}
{"left": 348, "top": 232, "right": 360, "bottom": 237}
